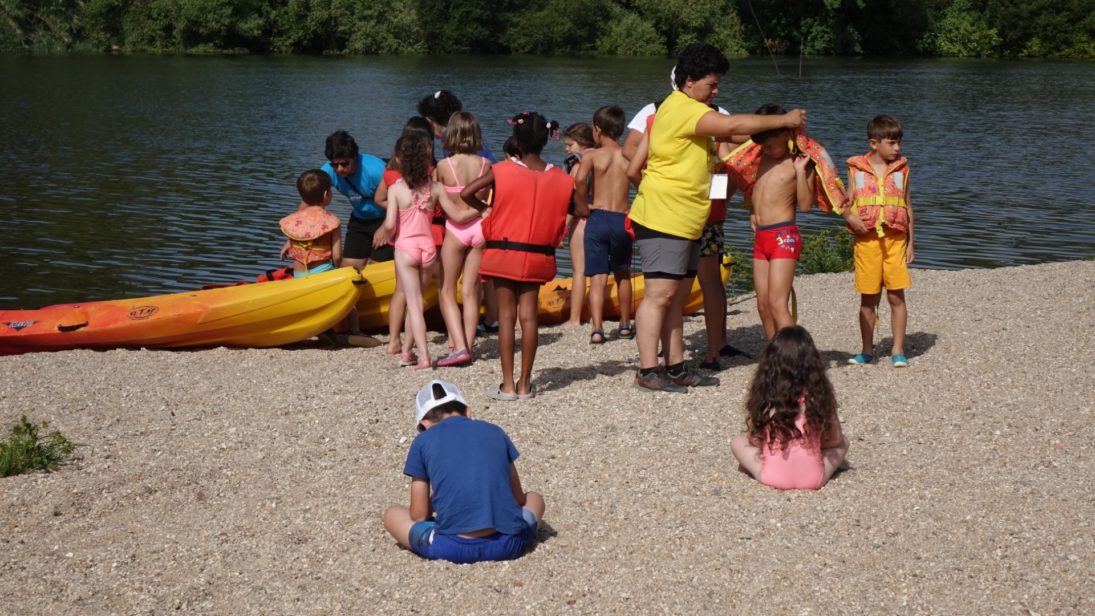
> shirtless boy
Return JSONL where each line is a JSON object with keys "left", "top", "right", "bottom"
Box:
{"left": 746, "top": 103, "right": 817, "bottom": 340}
{"left": 573, "top": 105, "right": 634, "bottom": 344}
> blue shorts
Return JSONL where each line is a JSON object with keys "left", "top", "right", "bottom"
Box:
{"left": 293, "top": 262, "right": 336, "bottom": 278}
{"left": 408, "top": 509, "right": 538, "bottom": 564}
{"left": 583, "top": 209, "right": 632, "bottom": 276}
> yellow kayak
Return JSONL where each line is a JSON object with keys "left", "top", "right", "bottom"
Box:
{"left": 538, "top": 257, "right": 733, "bottom": 325}
{"left": 354, "top": 261, "right": 439, "bottom": 332}
{"left": 0, "top": 266, "right": 365, "bottom": 355}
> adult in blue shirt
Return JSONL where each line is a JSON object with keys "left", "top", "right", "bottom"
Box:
{"left": 322, "top": 130, "right": 393, "bottom": 267}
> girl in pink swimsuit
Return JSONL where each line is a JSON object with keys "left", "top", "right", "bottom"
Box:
{"left": 435, "top": 111, "right": 492, "bottom": 367}
{"left": 730, "top": 326, "right": 850, "bottom": 490}
{"left": 384, "top": 134, "right": 477, "bottom": 370}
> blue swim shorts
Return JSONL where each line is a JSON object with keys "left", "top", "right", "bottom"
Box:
{"left": 408, "top": 508, "right": 538, "bottom": 564}
{"left": 583, "top": 209, "right": 633, "bottom": 276}
{"left": 293, "top": 262, "right": 336, "bottom": 278}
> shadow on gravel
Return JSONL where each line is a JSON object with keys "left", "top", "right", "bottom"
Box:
{"left": 535, "top": 360, "right": 635, "bottom": 394}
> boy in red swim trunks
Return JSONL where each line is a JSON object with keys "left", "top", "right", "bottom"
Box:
{"left": 746, "top": 103, "right": 818, "bottom": 340}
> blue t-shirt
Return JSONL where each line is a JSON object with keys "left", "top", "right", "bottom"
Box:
{"left": 403, "top": 415, "right": 527, "bottom": 536}
{"left": 321, "top": 153, "right": 386, "bottom": 221}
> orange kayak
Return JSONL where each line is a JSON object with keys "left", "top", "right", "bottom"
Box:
{"left": 0, "top": 267, "right": 364, "bottom": 356}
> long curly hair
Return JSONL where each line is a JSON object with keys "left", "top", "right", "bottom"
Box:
{"left": 745, "top": 326, "right": 838, "bottom": 451}
{"left": 395, "top": 134, "right": 432, "bottom": 191}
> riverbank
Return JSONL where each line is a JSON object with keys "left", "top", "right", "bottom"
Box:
{"left": 1, "top": 260, "right": 1092, "bottom": 614}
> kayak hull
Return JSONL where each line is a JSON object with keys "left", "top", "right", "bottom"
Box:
{"left": 0, "top": 267, "right": 364, "bottom": 356}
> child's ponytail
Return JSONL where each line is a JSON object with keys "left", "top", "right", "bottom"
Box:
{"left": 508, "top": 111, "right": 557, "bottom": 155}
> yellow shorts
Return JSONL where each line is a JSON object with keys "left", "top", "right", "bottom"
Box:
{"left": 854, "top": 229, "right": 911, "bottom": 295}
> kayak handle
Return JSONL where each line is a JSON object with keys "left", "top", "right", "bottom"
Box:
{"left": 57, "top": 321, "right": 89, "bottom": 333}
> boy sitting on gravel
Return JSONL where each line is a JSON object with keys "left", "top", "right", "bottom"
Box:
{"left": 383, "top": 380, "right": 546, "bottom": 563}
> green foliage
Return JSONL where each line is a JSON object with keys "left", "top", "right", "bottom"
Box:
{"left": 595, "top": 7, "right": 665, "bottom": 55}
{"left": 504, "top": 0, "right": 612, "bottom": 54}
{"left": 920, "top": 0, "right": 1001, "bottom": 57}
{"left": 799, "top": 228, "right": 854, "bottom": 274}
{"left": 0, "top": 0, "right": 1091, "bottom": 57}
{"left": 0, "top": 416, "right": 77, "bottom": 478}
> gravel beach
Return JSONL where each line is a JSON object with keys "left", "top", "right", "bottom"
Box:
{"left": 2, "top": 260, "right": 1092, "bottom": 615}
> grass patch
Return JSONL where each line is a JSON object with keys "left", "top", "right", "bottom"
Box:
{"left": 1, "top": 416, "right": 77, "bottom": 478}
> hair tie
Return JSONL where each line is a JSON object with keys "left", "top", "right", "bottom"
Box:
{"left": 546, "top": 120, "right": 560, "bottom": 140}
{"left": 434, "top": 90, "right": 441, "bottom": 99}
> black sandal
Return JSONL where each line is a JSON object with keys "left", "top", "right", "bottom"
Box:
{"left": 590, "top": 329, "right": 606, "bottom": 344}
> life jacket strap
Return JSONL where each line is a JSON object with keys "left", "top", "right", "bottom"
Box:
{"left": 485, "top": 239, "right": 556, "bottom": 256}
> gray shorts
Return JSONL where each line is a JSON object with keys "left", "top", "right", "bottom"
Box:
{"left": 635, "top": 235, "right": 700, "bottom": 280}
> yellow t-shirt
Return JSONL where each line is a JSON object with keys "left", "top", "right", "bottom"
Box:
{"left": 630, "top": 91, "right": 715, "bottom": 240}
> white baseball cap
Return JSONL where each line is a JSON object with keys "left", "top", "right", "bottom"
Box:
{"left": 415, "top": 380, "right": 468, "bottom": 429}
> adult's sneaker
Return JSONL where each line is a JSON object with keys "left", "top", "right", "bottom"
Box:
{"left": 668, "top": 369, "right": 720, "bottom": 387}
{"left": 634, "top": 370, "right": 688, "bottom": 393}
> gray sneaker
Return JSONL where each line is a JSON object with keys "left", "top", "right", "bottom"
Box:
{"left": 668, "top": 369, "right": 720, "bottom": 387}
{"left": 634, "top": 370, "right": 688, "bottom": 393}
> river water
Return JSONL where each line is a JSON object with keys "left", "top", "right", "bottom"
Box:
{"left": 1, "top": 55, "right": 1093, "bottom": 308}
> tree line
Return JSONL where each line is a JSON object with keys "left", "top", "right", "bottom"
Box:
{"left": 3, "top": 0, "right": 1092, "bottom": 58}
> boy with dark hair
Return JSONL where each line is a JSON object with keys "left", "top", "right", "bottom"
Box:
{"left": 574, "top": 105, "right": 634, "bottom": 343}
{"left": 745, "top": 103, "right": 818, "bottom": 341}
{"left": 837, "top": 114, "right": 914, "bottom": 367}
{"left": 383, "top": 380, "right": 545, "bottom": 563}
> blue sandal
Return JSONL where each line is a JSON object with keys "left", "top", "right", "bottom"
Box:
{"left": 847, "top": 353, "right": 874, "bottom": 365}
{"left": 891, "top": 354, "right": 909, "bottom": 368}
{"left": 617, "top": 324, "right": 635, "bottom": 340}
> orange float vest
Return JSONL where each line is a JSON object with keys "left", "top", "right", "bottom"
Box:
{"left": 480, "top": 161, "right": 574, "bottom": 283}
{"left": 279, "top": 207, "right": 341, "bottom": 266}
{"left": 841, "top": 153, "right": 909, "bottom": 237}
{"left": 722, "top": 132, "right": 846, "bottom": 213}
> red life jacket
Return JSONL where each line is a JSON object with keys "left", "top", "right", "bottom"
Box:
{"left": 480, "top": 161, "right": 574, "bottom": 283}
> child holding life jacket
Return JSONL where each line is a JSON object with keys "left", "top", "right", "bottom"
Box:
{"left": 835, "top": 115, "right": 914, "bottom": 368}
{"left": 730, "top": 325, "right": 849, "bottom": 490}
{"left": 726, "top": 103, "right": 819, "bottom": 341}
{"left": 435, "top": 112, "right": 492, "bottom": 367}
{"left": 462, "top": 112, "right": 573, "bottom": 401}
{"left": 572, "top": 106, "right": 634, "bottom": 344}
{"left": 384, "top": 134, "right": 477, "bottom": 370}
{"left": 562, "top": 122, "right": 595, "bottom": 326}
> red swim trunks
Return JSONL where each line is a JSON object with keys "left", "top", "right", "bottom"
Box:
{"left": 753, "top": 221, "right": 802, "bottom": 260}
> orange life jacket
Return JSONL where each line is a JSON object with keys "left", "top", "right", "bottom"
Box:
{"left": 722, "top": 132, "right": 846, "bottom": 213}
{"left": 841, "top": 153, "right": 909, "bottom": 236}
{"left": 279, "top": 207, "right": 341, "bottom": 266}
{"left": 480, "top": 161, "right": 574, "bottom": 283}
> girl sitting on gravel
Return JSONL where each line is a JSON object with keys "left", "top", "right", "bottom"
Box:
{"left": 730, "top": 326, "right": 850, "bottom": 490}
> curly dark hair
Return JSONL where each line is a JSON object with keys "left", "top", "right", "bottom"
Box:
{"left": 673, "top": 43, "right": 729, "bottom": 89}
{"left": 745, "top": 326, "right": 838, "bottom": 451}
{"left": 395, "top": 134, "right": 432, "bottom": 190}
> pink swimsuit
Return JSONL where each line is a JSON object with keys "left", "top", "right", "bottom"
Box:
{"left": 759, "top": 413, "right": 825, "bottom": 490}
{"left": 393, "top": 179, "right": 437, "bottom": 266}
{"left": 443, "top": 156, "right": 487, "bottom": 248}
